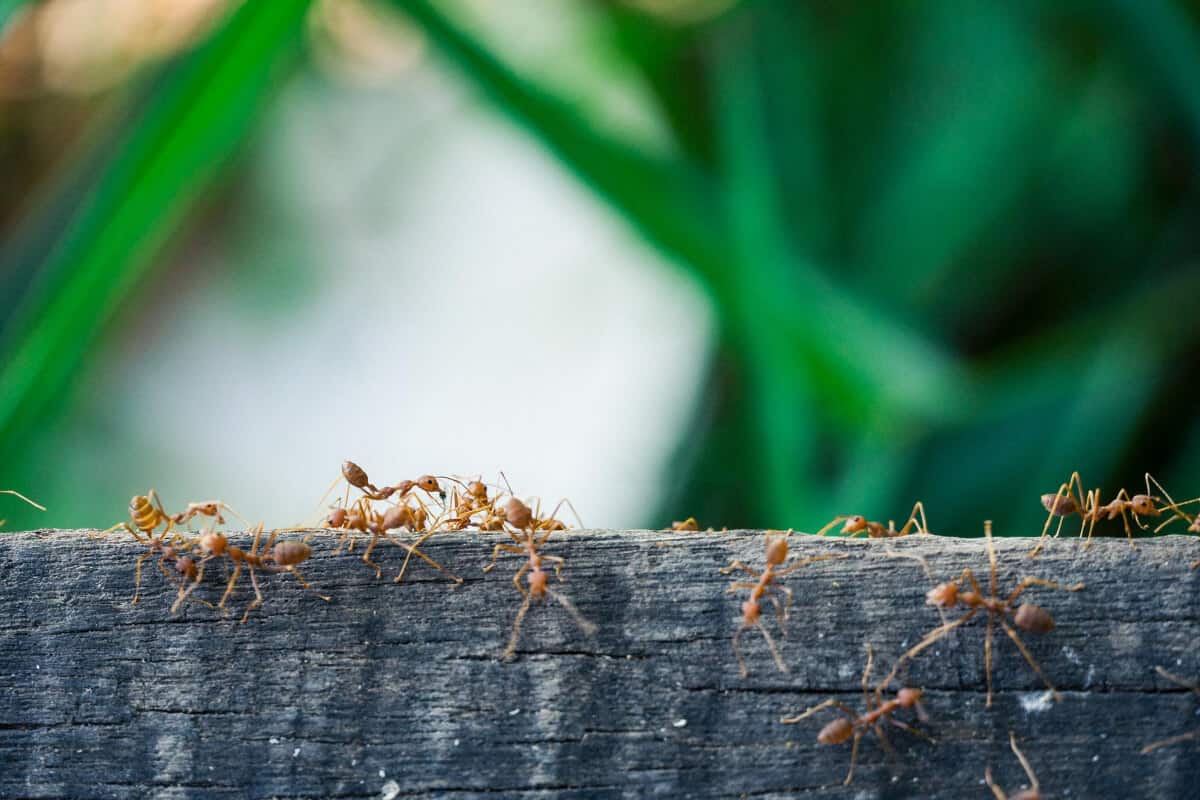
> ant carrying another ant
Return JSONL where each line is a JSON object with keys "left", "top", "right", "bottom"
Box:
{"left": 780, "top": 644, "right": 932, "bottom": 786}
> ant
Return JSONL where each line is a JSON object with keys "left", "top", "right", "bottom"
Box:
{"left": 720, "top": 531, "right": 847, "bottom": 677}
{"left": 1031, "top": 472, "right": 1194, "bottom": 556}
{"left": 95, "top": 491, "right": 175, "bottom": 541}
{"left": 671, "top": 518, "right": 700, "bottom": 532}
{"left": 1142, "top": 667, "right": 1200, "bottom": 754}
{"left": 814, "top": 502, "right": 930, "bottom": 538}
{"left": 0, "top": 490, "right": 45, "bottom": 527}
{"left": 483, "top": 497, "right": 595, "bottom": 661}
{"left": 899, "top": 520, "right": 1085, "bottom": 707}
{"left": 171, "top": 500, "right": 247, "bottom": 529}
{"left": 128, "top": 528, "right": 200, "bottom": 605}
{"left": 174, "top": 524, "right": 330, "bottom": 622}
{"left": 779, "top": 644, "right": 931, "bottom": 786}
{"left": 985, "top": 731, "right": 1042, "bottom": 800}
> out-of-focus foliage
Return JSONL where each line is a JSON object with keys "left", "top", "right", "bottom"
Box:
{"left": 3, "top": 0, "right": 1200, "bottom": 535}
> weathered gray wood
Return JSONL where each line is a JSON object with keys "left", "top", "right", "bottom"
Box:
{"left": 0, "top": 529, "right": 1198, "bottom": 798}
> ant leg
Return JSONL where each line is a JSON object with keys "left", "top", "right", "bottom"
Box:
{"left": 755, "top": 620, "right": 788, "bottom": 674}
{"left": 814, "top": 516, "right": 847, "bottom": 537}
{"left": 1155, "top": 666, "right": 1200, "bottom": 690}
{"left": 999, "top": 619, "right": 1061, "bottom": 702}
{"left": 874, "top": 722, "right": 897, "bottom": 760}
{"left": 543, "top": 555, "right": 566, "bottom": 582}
{"left": 775, "top": 553, "right": 850, "bottom": 576}
{"left": 284, "top": 567, "right": 331, "bottom": 602}
{"left": 1008, "top": 730, "right": 1040, "bottom": 793}
{"left": 895, "top": 502, "right": 929, "bottom": 536}
{"left": 1143, "top": 728, "right": 1200, "bottom": 754}
{"left": 240, "top": 565, "right": 264, "bottom": 623}
{"left": 984, "top": 521, "right": 998, "bottom": 598}
{"left": 772, "top": 585, "right": 794, "bottom": 619}
{"left": 93, "top": 522, "right": 145, "bottom": 543}
{"left": 985, "top": 613, "right": 995, "bottom": 708}
{"left": 725, "top": 581, "right": 758, "bottom": 594}
{"left": 501, "top": 594, "right": 534, "bottom": 661}
{"left": 901, "top": 609, "right": 978, "bottom": 664}
{"left": 361, "top": 533, "right": 384, "bottom": 579}
{"left": 732, "top": 626, "right": 749, "bottom": 678}
{"left": 130, "top": 549, "right": 157, "bottom": 605}
{"left": 889, "top": 718, "right": 935, "bottom": 742}
{"left": 843, "top": 729, "right": 863, "bottom": 786}
{"left": 392, "top": 530, "right": 461, "bottom": 584}
{"left": 219, "top": 562, "right": 244, "bottom": 611}
{"left": 511, "top": 562, "right": 530, "bottom": 598}
{"left": 720, "top": 560, "right": 760, "bottom": 578}
{"left": 483, "top": 543, "right": 524, "bottom": 573}
{"left": 1005, "top": 576, "right": 1086, "bottom": 605}
{"left": 0, "top": 490, "right": 45, "bottom": 510}
{"left": 779, "top": 698, "right": 857, "bottom": 724}
{"left": 766, "top": 593, "right": 786, "bottom": 633}
{"left": 984, "top": 767, "right": 1005, "bottom": 800}
{"left": 548, "top": 589, "right": 598, "bottom": 636}
{"left": 862, "top": 645, "right": 875, "bottom": 707}
{"left": 171, "top": 561, "right": 209, "bottom": 615}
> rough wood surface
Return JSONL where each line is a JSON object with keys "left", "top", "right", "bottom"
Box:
{"left": 1, "top": 529, "right": 1198, "bottom": 798}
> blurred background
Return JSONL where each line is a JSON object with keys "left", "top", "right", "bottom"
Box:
{"left": 2, "top": 0, "right": 1199, "bottom": 536}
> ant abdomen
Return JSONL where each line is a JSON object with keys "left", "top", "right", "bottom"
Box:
{"left": 272, "top": 540, "right": 311, "bottom": 567}
{"left": 1041, "top": 493, "right": 1079, "bottom": 516}
{"left": 818, "top": 718, "right": 854, "bottom": 746}
{"left": 1013, "top": 603, "right": 1054, "bottom": 634}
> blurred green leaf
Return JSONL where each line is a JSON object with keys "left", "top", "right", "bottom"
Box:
{"left": 0, "top": 1, "right": 313, "bottom": 471}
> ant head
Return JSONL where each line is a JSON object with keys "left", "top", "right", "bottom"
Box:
{"left": 326, "top": 507, "right": 347, "bottom": 527}
{"left": 527, "top": 569, "right": 549, "bottom": 596}
{"left": 1013, "top": 603, "right": 1055, "bottom": 635}
{"left": 199, "top": 530, "right": 228, "bottom": 555}
{"left": 415, "top": 475, "right": 444, "bottom": 498}
{"left": 342, "top": 461, "right": 370, "bottom": 489}
{"left": 1130, "top": 494, "right": 1159, "bottom": 516}
{"left": 195, "top": 502, "right": 220, "bottom": 516}
{"left": 503, "top": 498, "right": 533, "bottom": 529}
{"left": 841, "top": 515, "right": 868, "bottom": 534}
{"left": 817, "top": 717, "right": 854, "bottom": 746}
{"left": 741, "top": 599, "right": 761, "bottom": 623}
{"left": 896, "top": 687, "right": 923, "bottom": 708}
{"left": 765, "top": 536, "right": 789, "bottom": 566}
{"left": 925, "top": 582, "right": 958, "bottom": 608}
{"left": 272, "top": 540, "right": 312, "bottom": 566}
{"left": 468, "top": 480, "right": 489, "bottom": 500}
{"left": 1041, "top": 492, "right": 1079, "bottom": 516}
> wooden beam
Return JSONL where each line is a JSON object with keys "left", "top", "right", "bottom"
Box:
{"left": 0, "top": 529, "right": 1197, "bottom": 797}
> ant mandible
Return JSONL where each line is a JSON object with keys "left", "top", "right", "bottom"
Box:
{"left": 779, "top": 644, "right": 931, "bottom": 786}
{"left": 814, "top": 502, "right": 931, "bottom": 538}
{"left": 484, "top": 497, "right": 596, "bottom": 661}
{"left": 720, "top": 531, "right": 847, "bottom": 677}
{"left": 985, "top": 731, "right": 1042, "bottom": 799}
{"left": 900, "top": 520, "right": 1085, "bottom": 707}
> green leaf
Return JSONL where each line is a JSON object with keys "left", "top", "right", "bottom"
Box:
{"left": 0, "top": 1, "right": 313, "bottom": 468}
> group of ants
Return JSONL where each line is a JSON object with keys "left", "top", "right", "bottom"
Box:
{"left": 4, "top": 466, "right": 1200, "bottom": 795}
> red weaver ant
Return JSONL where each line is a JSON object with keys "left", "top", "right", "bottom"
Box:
{"left": 779, "top": 644, "right": 931, "bottom": 786}
{"left": 814, "top": 502, "right": 931, "bottom": 538}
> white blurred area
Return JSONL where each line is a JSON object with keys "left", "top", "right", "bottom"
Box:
{"left": 43, "top": 27, "right": 713, "bottom": 529}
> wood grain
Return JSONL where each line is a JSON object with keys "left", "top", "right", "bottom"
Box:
{"left": 0, "top": 529, "right": 1197, "bottom": 798}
